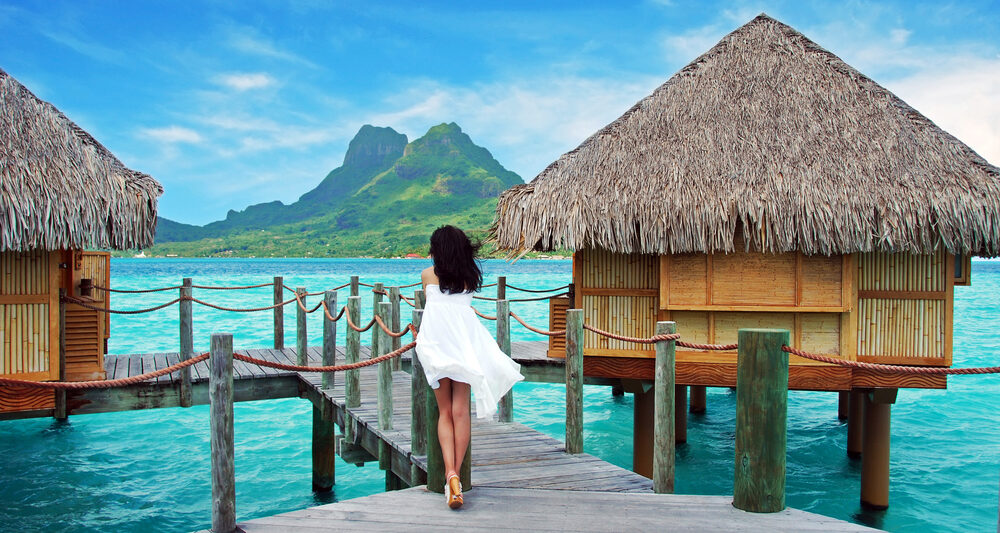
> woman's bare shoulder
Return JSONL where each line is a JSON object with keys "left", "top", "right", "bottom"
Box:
{"left": 421, "top": 266, "right": 438, "bottom": 285}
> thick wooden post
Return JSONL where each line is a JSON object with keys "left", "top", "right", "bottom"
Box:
{"left": 345, "top": 296, "right": 361, "bottom": 409}
{"left": 296, "top": 287, "right": 308, "bottom": 366}
{"left": 350, "top": 275, "right": 359, "bottom": 297}
{"left": 322, "top": 290, "right": 337, "bottom": 390}
{"left": 426, "top": 374, "right": 444, "bottom": 493}
{"left": 838, "top": 392, "right": 849, "bottom": 420}
{"left": 415, "top": 289, "right": 426, "bottom": 309}
{"left": 675, "top": 385, "right": 687, "bottom": 444}
{"left": 861, "top": 389, "right": 896, "bottom": 510}
{"left": 847, "top": 390, "right": 864, "bottom": 458}
{"left": 565, "top": 309, "right": 584, "bottom": 454}
{"left": 496, "top": 299, "right": 513, "bottom": 422}
{"left": 371, "top": 282, "right": 384, "bottom": 359}
{"left": 210, "top": 333, "right": 236, "bottom": 533}
{"left": 312, "top": 400, "right": 336, "bottom": 492}
{"left": 411, "top": 308, "right": 428, "bottom": 486}
{"left": 178, "top": 278, "right": 194, "bottom": 408}
{"left": 690, "top": 385, "right": 706, "bottom": 413}
{"left": 653, "top": 321, "right": 677, "bottom": 494}
{"left": 273, "top": 276, "right": 284, "bottom": 350}
{"left": 633, "top": 387, "right": 654, "bottom": 477}
{"left": 497, "top": 276, "right": 506, "bottom": 301}
{"left": 389, "top": 286, "right": 401, "bottom": 371}
{"left": 733, "top": 328, "right": 789, "bottom": 513}
{"left": 55, "top": 289, "right": 67, "bottom": 420}
{"left": 377, "top": 301, "right": 393, "bottom": 431}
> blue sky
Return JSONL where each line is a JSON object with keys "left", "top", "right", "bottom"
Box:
{"left": 2, "top": 1, "right": 998, "bottom": 225}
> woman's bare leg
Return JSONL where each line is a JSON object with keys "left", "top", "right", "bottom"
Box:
{"left": 433, "top": 378, "right": 457, "bottom": 478}
{"left": 450, "top": 381, "right": 471, "bottom": 477}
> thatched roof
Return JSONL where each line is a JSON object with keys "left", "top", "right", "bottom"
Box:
{"left": 493, "top": 14, "right": 1000, "bottom": 257}
{"left": 1, "top": 68, "right": 162, "bottom": 252}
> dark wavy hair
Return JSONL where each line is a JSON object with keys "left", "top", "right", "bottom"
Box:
{"left": 429, "top": 225, "right": 482, "bottom": 294}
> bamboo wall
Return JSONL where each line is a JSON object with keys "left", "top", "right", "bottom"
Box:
{"left": 573, "top": 248, "right": 658, "bottom": 356}
{"left": 64, "top": 251, "right": 109, "bottom": 381}
{"left": 856, "top": 250, "right": 952, "bottom": 365}
{"left": 0, "top": 250, "right": 60, "bottom": 381}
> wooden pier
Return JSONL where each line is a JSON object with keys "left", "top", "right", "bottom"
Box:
{"left": 1, "top": 340, "right": 876, "bottom": 531}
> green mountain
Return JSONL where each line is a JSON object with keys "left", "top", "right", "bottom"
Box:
{"left": 149, "top": 123, "right": 523, "bottom": 257}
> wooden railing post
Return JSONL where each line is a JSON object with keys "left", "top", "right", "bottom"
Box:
{"left": 733, "top": 328, "right": 789, "bottom": 513}
{"left": 350, "top": 275, "right": 359, "bottom": 297}
{"left": 55, "top": 289, "right": 67, "bottom": 421}
{"left": 497, "top": 276, "right": 506, "bottom": 301}
{"left": 390, "top": 286, "right": 401, "bottom": 371}
{"left": 345, "top": 296, "right": 361, "bottom": 409}
{"left": 415, "top": 289, "right": 426, "bottom": 309}
{"left": 296, "top": 287, "right": 307, "bottom": 366}
{"left": 273, "top": 276, "right": 284, "bottom": 350}
{"left": 653, "top": 321, "right": 677, "bottom": 494}
{"left": 376, "top": 301, "right": 393, "bottom": 472}
{"left": 496, "top": 299, "right": 513, "bottom": 422}
{"left": 210, "top": 333, "right": 236, "bottom": 533}
{"left": 371, "top": 282, "right": 384, "bottom": 359}
{"left": 565, "top": 309, "right": 584, "bottom": 454}
{"left": 322, "top": 290, "right": 337, "bottom": 390}
{"left": 179, "top": 278, "right": 193, "bottom": 408}
{"left": 410, "top": 308, "right": 428, "bottom": 486}
{"left": 312, "top": 399, "right": 336, "bottom": 492}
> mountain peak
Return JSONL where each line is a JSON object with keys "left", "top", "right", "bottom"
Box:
{"left": 342, "top": 125, "right": 408, "bottom": 169}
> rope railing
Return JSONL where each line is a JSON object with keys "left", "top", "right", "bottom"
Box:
{"left": 505, "top": 283, "right": 570, "bottom": 294}
{"left": 474, "top": 308, "right": 497, "bottom": 320}
{"left": 63, "top": 295, "right": 182, "bottom": 314}
{"left": 509, "top": 311, "right": 565, "bottom": 337}
{"left": 677, "top": 341, "right": 739, "bottom": 351}
{"left": 192, "top": 282, "right": 276, "bottom": 290}
{"left": 782, "top": 345, "right": 1000, "bottom": 375}
{"left": 474, "top": 291, "right": 569, "bottom": 303}
{"left": 235, "top": 341, "right": 416, "bottom": 373}
{"left": 91, "top": 284, "right": 183, "bottom": 293}
{"left": 583, "top": 324, "right": 680, "bottom": 344}
{"left": 321, "top": 302, "right": 347, "bottom": 322}
{"left": 346, "top": 311, "right": 377, "bottom": 333}
{"left": 0, "top": 353, "right": 209, "bottom": 389}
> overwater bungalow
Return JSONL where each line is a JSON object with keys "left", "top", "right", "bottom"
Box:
{"left": 492, "top": 14, "right": 1000, "bottom": 508}
{"left": 0, "top": 68, "right": 162, "bottom": 414}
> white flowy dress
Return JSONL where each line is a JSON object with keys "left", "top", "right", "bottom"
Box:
{"left": 415, "top": 284, "right": 524, "bottom": 419}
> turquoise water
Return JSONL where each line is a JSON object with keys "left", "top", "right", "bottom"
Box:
{"left": 1, "top": 258, "right": 998, "bottom": 532}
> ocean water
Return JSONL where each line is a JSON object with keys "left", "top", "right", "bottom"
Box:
{"left": 0, "top": 257, "right": 997, "bottom": 532}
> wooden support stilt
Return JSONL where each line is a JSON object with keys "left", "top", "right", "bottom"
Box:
{"left": 273, "top": 276, "right": 284, "bottom": 350}
{"left": 178, "top": 278, "right": 193, "bottom": 408}
{"left": 210, "top": 333, "right": 236, "bottom": 533}
{"left": 838, "top": 391, "right": 849, "bottom": 420}
{"left": 497, "top": 299, "right": 513, "bottom": 423}
{"left": 497, "top": 276, "right": 506, "bottom": 301}
{"left": 690, "top": 385, "right": 706, "bottom": 413}
{"left": 312, "top": 401, "right": 335, "bottom": 492}
{"left": 565, "top": 309, "right": 584, "bottom": 454}
{"left": 385, "top": 470, "right": 405, "bottom": 491}
{"left": 54, "top": 289, "right": 67, "bottom": 420}
{"left": 410, "top": 308, "right": 427, "bottom": 487}
{"left": 389, "top": 286, "right": 401, "bottom": 371}
{"left": 612, "top": 382, "right": 624, "bottom": 397}
{"left": 296, "top": 287, "right": 307, "bottom": 366}
{"left": 371, "top": 282, "right": 384, "bottom": 359}
{"left": 674, "top": 384, "right": 687, "bottom": 444}
{"left": 376, "top": 301, "right": 392, "bottom": 432}
{"left": 322, "top": 291, "right": 337, "bottom": 390}
{"left": 653, "top": 321, "right": 677, "bottom": 494}
{"left": 733, "top": 328, "right": 789, "bottom": 513}
{"left": 633, "top": 386, "right": 654, "bottom": 478}
{"left": 847, "top": 390, "right": 864, "bottom": 459}
{"left": 426, "top": 374, "right": 444, "bottom": 493}
{"left": 345, "top": 296, "right": 361, "bottom": 409}
{"left": 350, "top": 275, "right": 359, "bottom": 297}
{"left": 861, "top": 388, "right": 896, "bottom": 510}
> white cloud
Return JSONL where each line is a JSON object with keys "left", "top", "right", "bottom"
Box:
{"left": 226, "top": 26, "right": 318, "bottom": 68}
{"left": 213, "top": 72, "right": 275, "bottom": 91}
{"left": 139, "top": 125, "right": 203, "bottom": 144}
{"left": 887, "top": 57, "right": 1000, "bottom": 166}
{"left": 889, "top": 28, "right": 911, "bottom": 46}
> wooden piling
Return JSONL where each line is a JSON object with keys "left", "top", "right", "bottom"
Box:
{"left": 322, "top": 290, "right": 337, "bottom": 390}
{"left": 273, "top": 276, "right": 284, "bottom": 350}
{"left": 497, "top": 276, "right": 506, "bottom": 301}
{"left": 371, "top": 282, "right": 384, "bottom": 359}
{"left": 653, "top": 321, "right": 677, "bottom": 494}
{"left": 838, "top": 392, "right": 849, "bottom": 420}
{"left": 350, "top": 275, "right": 359, "bottom": 297}
{"left": 733, "top": 328, "right": 789, "bottom": 513}
{"left": 411, "top": 308, "right": 428, "bottom": 486}
{"left": 345, "top": 296, "right": 361, "bottom": 409}
{"left": 633, "top": 387, "right": 654, "bottom": 478}
{"left": 675, "top": 385, "right": 687, "bottom": 444}
{"left": 312, "top": 401, "right": 336, "bottom": 492}
{"left": 847, "top": 391, "right": 864, "bottom": 459}
{"left": 426, "top": 374, "right": 444, "bottom": 493}
{"left": 54, "top": 289, "right": 66, "bottom": 421}
{"left": 179, "top": 278, "right": 193, "bottom": 408}
{"left": 296, "top": 287, "right": 307, "bottom": 366}
{"left": 210, "top": 333, "right": 236, "bottom": 533}
{"left": 861, "top": 389, "right": 896, "bottom": 510}
{"left": 415, "top": 289, "right": 426, "bottom": 310}
{"left": 389, "top": 286, "right": 401, "bottom": 371}
{"left": 690, "top": 385, "right": 706, "bottom": 413}
{"left": 497, "top": 299, "right": 513, "bottom": 423}
{"left": 376, "top": 301, "right": 392, "bottom": 431}
{"left": 565, "top": 309, "right": 584, "bottom": 454}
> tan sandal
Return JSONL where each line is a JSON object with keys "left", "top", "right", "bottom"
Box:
{"left": 446, "top": 474, "right": 463, "bottom": 509}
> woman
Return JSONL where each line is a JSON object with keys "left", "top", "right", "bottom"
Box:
{"left": 415, "top": 225, "right": 524, "bottom": 509}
